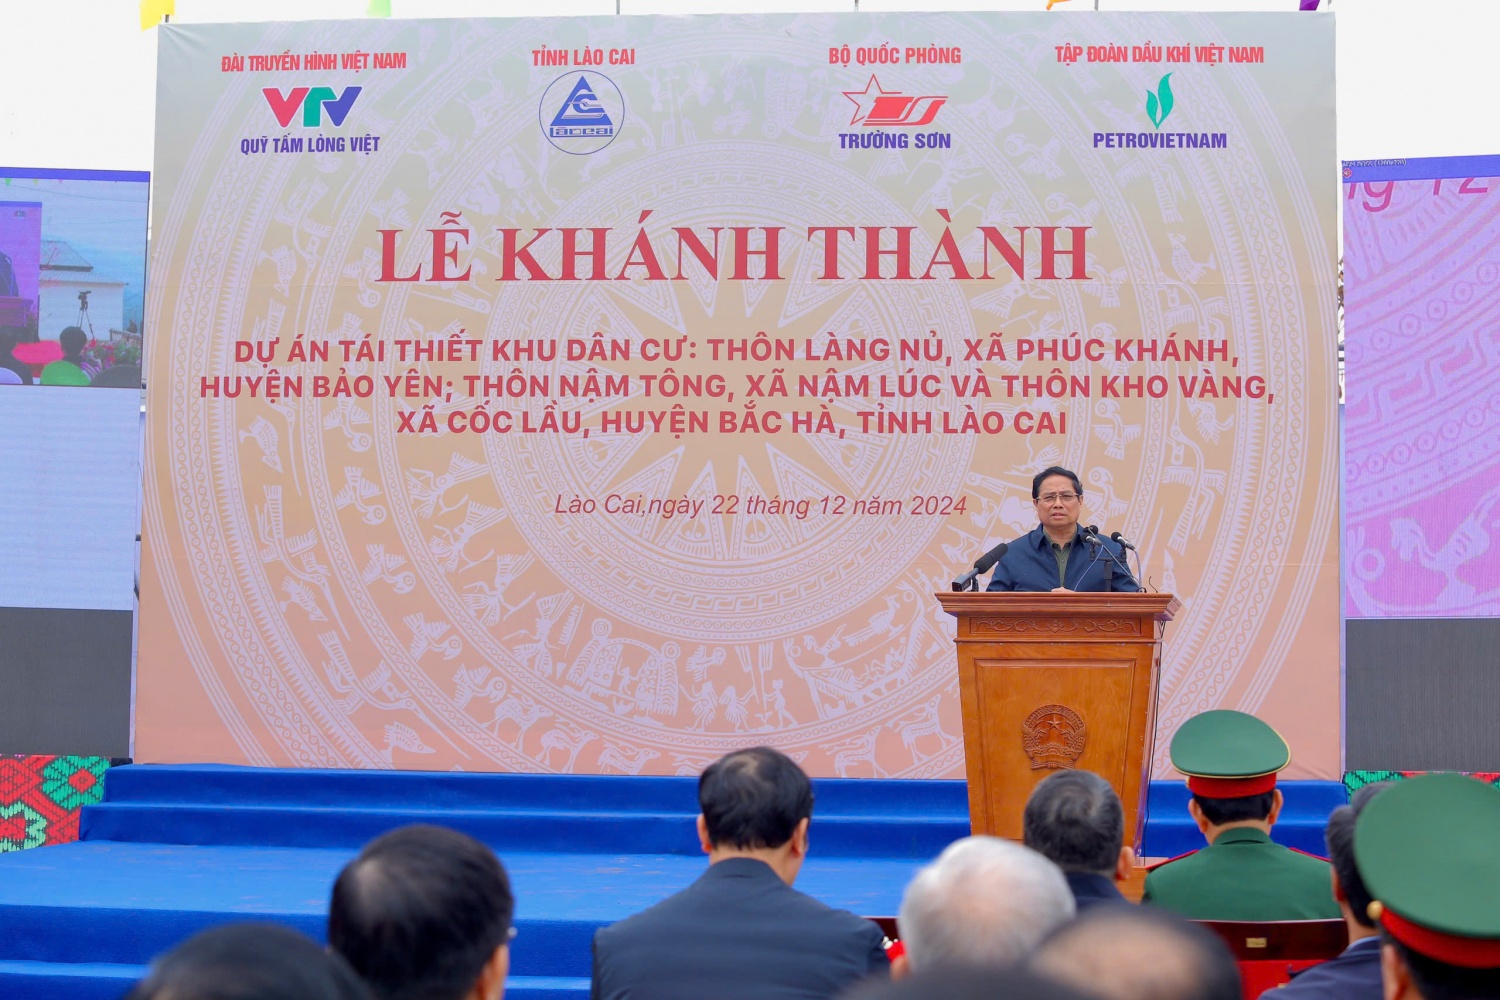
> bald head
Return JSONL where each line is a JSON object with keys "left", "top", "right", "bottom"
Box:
{"left": 898, "top": 836, "right": 1075, "bottom": 971}
{"left": 1033, "top": 906, "right": 1240, "bottom": 1000}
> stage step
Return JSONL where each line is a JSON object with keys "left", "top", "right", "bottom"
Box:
{"left": 80, "top": 764, "right": 972, "bottom": 857}
{"left": 0, "top": 960, "right": 142, "bottom": 1000}
{"left": 0, "top": 961, "right": 587, "bottom": 1000}
{"left": 82, "top": 764, "right": 1345, "bottom": 858}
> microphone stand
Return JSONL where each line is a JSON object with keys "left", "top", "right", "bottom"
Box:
{"left": 1077, "top": 526, "right": 1133, "bottom": 588}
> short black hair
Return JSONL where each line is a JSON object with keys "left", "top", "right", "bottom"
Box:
{"left": 1023, "top": 770, "right": 1123, "bottom": 875}
{"left": 1032, "top": 467, "right": 1083, "bottom": 499}
{"left": 58, "top": 326, "right": 87, "bottom": 355}
{"left": 126, "top": 923, "right": 373, "bottom": 1000}
{"left": 1192, "top": 791, "right": 1275, "bottom": 826}
{"left": 1326, "top": 782, "right": 1389, "bottom": 929}
{"left": 1388, "top": 935, "right": 1500, "bottom": 1000}
{"left": 698, "top": 746, "right": 814, "bottom": 850}
{"left": 329, "top": 824, "right": 514, "bottom": 1000}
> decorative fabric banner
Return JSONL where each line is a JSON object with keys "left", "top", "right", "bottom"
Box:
{"left": 140, "top": 13, "right": 1339, "bottom": 778}
{"left": 1345, "top": 770, "right": 1500, "bottom": 796}
{"left": 0, "top": 756, "right": 110, "bottom": 852}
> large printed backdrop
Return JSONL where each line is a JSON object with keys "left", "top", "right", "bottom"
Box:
{"left": 141, "top": 12, "right": 1339, "bottom": 778}
{"left": 1343, "top": 162, "right": 1500, "bottom": 618}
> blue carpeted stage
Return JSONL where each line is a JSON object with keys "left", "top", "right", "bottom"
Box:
{"left": 0, "top": 766, "right": 1346, "bottom": 999}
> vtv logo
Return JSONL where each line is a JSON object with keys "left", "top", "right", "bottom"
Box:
{"left": 262, "top": 86, "right": 362, "bottom": 128}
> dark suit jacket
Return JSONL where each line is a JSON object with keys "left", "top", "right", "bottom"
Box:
{"left": 987, "top": 524, "right": 1139, "bottom": 593}
{"left": 1258, "top": 936, "right": 1382, "bottom": 1000}
{"left": 591, "top": 857, "right": 889, "bottom": 1000}
{"left": 1065, "top": 871, "right": 1127, "bottom": 911}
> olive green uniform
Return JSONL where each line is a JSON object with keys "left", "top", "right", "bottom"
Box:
{"left": 1142, "top": 827, "right": 1340, "bottom": 921}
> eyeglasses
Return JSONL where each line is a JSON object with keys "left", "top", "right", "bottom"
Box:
{"left": 1036, "top": 492, "right": 1079, "bottom": 504}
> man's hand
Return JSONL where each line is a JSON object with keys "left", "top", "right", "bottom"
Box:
{"left": 1051, "top": 587, "right": 1071, "bottom": 593}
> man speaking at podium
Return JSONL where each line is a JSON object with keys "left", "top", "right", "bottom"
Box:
{"left": 987, "top": 467, "right": 1140, "bottom": 593}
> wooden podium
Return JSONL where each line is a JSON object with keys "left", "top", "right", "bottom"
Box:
{"left": 935, "top": 591, "right": 1180, "bottom": 850}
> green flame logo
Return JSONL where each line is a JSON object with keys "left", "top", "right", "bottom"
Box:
{"left": 1146, "top": 73, "right": 1175, "bottom": 130}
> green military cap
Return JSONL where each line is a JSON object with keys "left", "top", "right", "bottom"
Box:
{"left": 1355, "top": 774, "right": 1500, "bottom": 968}
{"left": 1169, "top": 710, "right": 1289, "bottom": 797}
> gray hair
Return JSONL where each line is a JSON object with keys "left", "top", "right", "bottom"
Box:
{"left": 898, "top": 835, "right": 1076, "bottom": 972}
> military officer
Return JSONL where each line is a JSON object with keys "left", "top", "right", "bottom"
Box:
{"left": 1354, "top": 774, "right": 1500, "bottom": 1000}
{"left": 1143, "top": 709, "right": 1339, "bottom": 920}
{"left": 1258, "top": 782, "right": 1392, "bottom": 1000}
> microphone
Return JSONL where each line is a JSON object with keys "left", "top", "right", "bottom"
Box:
{"left": 974, "top": 540, "right": 1010, "bottom": 573}
{"left": 1075, "top": 525, "right": 1108, "bottom": 584}
{"left": 1110, "top": 531, "right": 1146, "bottom": 588}
{"left": 1076, "top": 524, "right": 1134, "bottom": 588}
{"left": 952, "top": 541, "right": 1008, "bottom": 592}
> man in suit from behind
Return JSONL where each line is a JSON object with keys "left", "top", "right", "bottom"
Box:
{"left": 1023, "top": 770, "right": 1135, "bottom": 911}
{"left": 591, "top": 746, "right": 889, "bottom": 1000}
{"left": 1259, "top": 782, "right": 1390, "bottom": 1000}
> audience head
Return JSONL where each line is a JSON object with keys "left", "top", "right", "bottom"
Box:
{"left": 1024, "top": 770, "right": 1132, "bottom": 878}
{"left": 697, "top": 746, "right": 814, "bottom": 860}
{"left": 1325, "top": 781, "right": 1390, "bottom": 930}
{"left": 898, "top": 836, "right": 1075, "bottom": 974}
{"left": 1354, "top": 775, "right": 1500, "bottom": 1000}
{"left": 125, "top": 922, "right": 373, "bottom": 1000}
{"left": 58, "top": 326, "right": 87, "bottom": 359}
{"left": 1169, "top": 710, "right": 1290, "bottom": 837}
{"left": 1033, "top": 904, "right": 1241, "bottom": 1000}
{"left": 844, "top": 963, "right": 1095, "bottom": 1000}
{"left": 328, "top": 824, "right": 514, "bottom": 1000}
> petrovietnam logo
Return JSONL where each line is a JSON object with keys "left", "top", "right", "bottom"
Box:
{"left": 263, "top": 86, "right": 362, "bottom": 128}
{"left": 539, "top": 71, "right": 625, "bottom": 155}
{"left": 842, "top": 75, "right": 947, "bottom": 127}
{"left": 1145, "top": 73, "right": 1174, "bottom": 129}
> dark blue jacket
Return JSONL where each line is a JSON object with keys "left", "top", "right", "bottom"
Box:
{"left": 1065, "top": 871, "right": 1128, "bottom": 911}
{"left": 1258, "top": 935, "right": 1382, "bottom": 1000}
{"left": 987, "top": 524, "right": 1140, "bottom": 593}
{"left": 591, "top": 857, "right": 889, "bottom": 1000}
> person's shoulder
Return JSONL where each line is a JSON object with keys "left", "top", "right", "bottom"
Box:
{"left": 1142, "top": 849, "right": 1212, "bottom": 904}
{"left": 772, "top": 883, "right": 884, "bottom": 942}
{"left": 594, "top": 882, "right": 698, "bottom": 949}
{"left": 1258, "top": 948, "right": 1382, "bottom": 1000}
{"left": 1267, "top": 842, "right": 1333, "bottom": 876}
{"left": 1145, "top": 848, "right": 1203, "bottom": 877}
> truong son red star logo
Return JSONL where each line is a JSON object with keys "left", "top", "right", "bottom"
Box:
{"left": 841, "top": 75, "right": 948, "bottom": 127}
